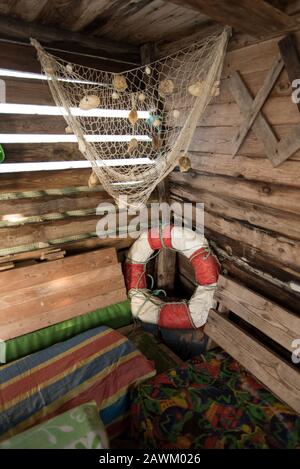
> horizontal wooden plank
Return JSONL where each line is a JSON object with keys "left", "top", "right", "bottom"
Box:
{"left": 215, "top": 275, "right": 300, "bottom": 352}
{"left": 170, "top": 171, "right": 300, "bottom": 215}
{"left": 0, "top": 168, "right": 92, "bottom": 192}
{"left": 167, "top": 94, "right": 300, "bottom": 128}
{"left": 0, "top": 236, "right": 134, "bottom": 263}
{"left": 0, "top": 208, "right": 156, "bottom": 251}
{"left": 205, "top": 210, "right": 300, "bottom": 273}
{"left": 0, "top": 191, "right": 110, "bottom": 217}
{"left": 0, "top": 40, "right": 132, "bottom": 74}
{"left": 205, "top": 310, "right": 300, "bottom": 415}
{"left": 170, "top": 184, "right": 300, "bottom": 240}
{"left": 0, "top": 247, "right": 118, "bottom": 294}
{"left": 0, "top": 115, "right": 71, "bottom": 135}
{"left": 0, "top": 215, "right": 101, "bottom": 249}
{"left": 0, "top": 246, "right": 127, "bottom": 340}
{"left": 1, "top": 143, "right": 84, "bottom": 163}
{"left": 213, "top": 68, "right": 292, "bottom": 105}
{"left": 220, "top": 261, "right": 300, "bottom": 315}
{"left": 167, "top": 0, "right": 296, "bottom": 36}
{"left": 0, "top": 287, "right": 126, "bottom": 341}
{"left": 171, "top": 198, "right": 300, "bottom": 277}
{"left": 189, "top": 124, "right": 300, "bottom": 159}
{"left": 200, "top": 96, "right": 300, "bottom": 127}
{"left": 0, "top": 264, "right": 124, "bottom": 321}
{"left": 187, "top": 152, "right": 300, "bottom": 187}
{"left": 4, "top": 76, "right": 54, "bottom": 105}
{"left": 0, "top": 114, "right": 148, "bottom": 136}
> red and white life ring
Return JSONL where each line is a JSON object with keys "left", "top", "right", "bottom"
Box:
{"left": 124, "top": 225, "right": 219, "bottom": 329}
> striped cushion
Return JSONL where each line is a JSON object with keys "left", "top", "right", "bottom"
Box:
{"left": 0, "top": 326, "right": 155, "bottom": 441}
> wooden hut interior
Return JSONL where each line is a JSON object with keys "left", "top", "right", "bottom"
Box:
{"left": 0, "top": 0, "right": 299, "bottom": 451}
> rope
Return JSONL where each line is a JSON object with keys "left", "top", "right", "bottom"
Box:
{"left": 31, "top": 28, "right": 231, "bottom": 209}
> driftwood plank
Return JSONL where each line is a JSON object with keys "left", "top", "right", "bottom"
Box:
{"left": 215, "top": 275, "right": 300, "bottom": 352}
{"left": 232, "top": 55, "right": 284, "bottom": 157}
{"left": 230, "top": 62, "right": 300, "bottom": 167}
{"left": 0, "top": 248, "right": 126, "bottom": 340}
{"left": 229, "top": 71, "right": 279, "bottom": 163}
{"left": 0, "top": 288, "right": 127, "bottom": 341}
{"left": 166, "top": 0, "right": 296, "bottom": 36}
{"left": 205, "top": 309, "right": 300, "bottom": 415}
{"left": 0, "top": 248, "right": 118, "bottom": 293}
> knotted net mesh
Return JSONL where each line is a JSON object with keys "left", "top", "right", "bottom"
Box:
{"left": 31, "top": 28, "right": 230, "bottom": 209}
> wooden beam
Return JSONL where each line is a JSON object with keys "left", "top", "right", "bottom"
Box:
{"left": 215, "top": 275, "right": 300, "bottom": 352}
{"left": 231, "top": 55, "right": 284, "bottom": 156}
{"left": 166, "top": 0, "right": 296, "bottom": 36}
{"left": 140, "top": 42, "right": 176, "bottom": 292}
{"left": 0, "top": 14, "right": 140, "bottom": 64}
{"left": 205, "top": 309, "right": 300, "bottom": 415}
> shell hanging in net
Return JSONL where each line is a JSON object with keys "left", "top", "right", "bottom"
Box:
{"left": 138, "top": 93, "right": 146, "bottom": 103}
{"left": 173, "top": 109, "right": 180, "bottom": 118}
{"left": 188, "top": 80, "right": 206, "bottom": 97}
{"left": 79, "top": 94, "right": 100, "bottom": 110}
{"left": 65, "top": 125, "right": 73, "bottom": 134}
{"left": 112, "top": 91, "right": 120, "bottom": 100}
{"left": 88, "top": 171, "right": 99, "bottom": 188}
{"left": 145, "top": 66, "right": 151, "bottom": 75}
{"left": 128, "top": 109, "right": 139, "bottom": 125}
{"left": 112, "top": 74, "right": 128, "bottom": 92}
{"left": 127, "top": 138, "right": 139, "bottom": 154}
{"left": 159, "top": 79, "right": 174, "bottom": 97}
{"left": 152, "top": 117, "right": 161, "bottom": 128}
{"left": 178, "top": 156, "right": 191, "bottom": 172}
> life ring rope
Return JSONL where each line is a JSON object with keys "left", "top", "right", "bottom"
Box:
{"left": 125, "top": 224, "right": 220, "bottom": 329}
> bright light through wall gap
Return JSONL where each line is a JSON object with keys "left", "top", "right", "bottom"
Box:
{"left": 0, "top": 158, "right": 155, "bottom": 173}
{"left": 0, "top": 68, "right": 101, "bottom": 85}
{"left": 0, "top": 103, "right": 150, "bottom": 119}
{"left": 0, "top": 134, "right": 151, "bottom": 143}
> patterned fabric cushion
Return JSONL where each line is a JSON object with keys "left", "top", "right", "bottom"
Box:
{"left": 130, "top": 350, "right": 300, "bottom": 449}
{"left": 0, "top": 402, "right": 109, "bottom": 449}
{"left": 0, "top": 326, "right": 155, "bottom": 442}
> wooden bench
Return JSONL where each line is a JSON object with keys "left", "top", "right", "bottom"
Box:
{"left": 0, "top": 247, "right": 127, "bottom": 341}
{"left": 204, "top": 275, "right": 300, "bottom": 415}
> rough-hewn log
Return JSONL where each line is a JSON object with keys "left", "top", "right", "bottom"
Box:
{"left": 166, "top": 0, "right": 296, "bottom": 36}
{"left": 0, "top": 14, "right": 140, "bottom": 64}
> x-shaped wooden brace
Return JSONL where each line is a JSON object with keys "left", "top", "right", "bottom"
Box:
{"left": 230, "top": 41, "right": 300, "bottom": 167}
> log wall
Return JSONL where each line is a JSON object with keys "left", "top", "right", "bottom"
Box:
{"left": 0, "top": 42, "right": 135, "bottom": 262}
{"left": 170, "top": 31, "right": 300, "bottom": 314}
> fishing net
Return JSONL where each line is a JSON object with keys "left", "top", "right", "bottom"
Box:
{"left": 31, "top": 28, "right": 230, "bottom": 209}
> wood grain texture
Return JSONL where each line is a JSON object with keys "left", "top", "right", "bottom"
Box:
{"left": 0, "top": 191, "right": 110, "bottom": 218}
{"left": 215, "top": 275, "right": 300, "bottom": 351}
{"left": 0, "top": 169, "right": 92, "bottom": 192}
{"left": 205, "top": 309, "right": 300, "bottom": 415}
{"left": 0, "top": 288, "right": 127, "bottom": 341}
{"left": 0, "top": 13, "right": 140, "bottom": 63}
{"left": 170, "top": 171, "right": 300, "bottom": 215}
{"left": 170, "top": 184, "right": 300, "bottom": 240}
{"left": 187, "top": 152, "right": 300, "bottom": 187}
{"left": 0, "top": 247, "right": 126, "bottom": 340}
{"left": 231, "top": 55, "right": 284, "bottom": 156}
{"left": 166, "top": 0, "right": 296, "bottom": 35}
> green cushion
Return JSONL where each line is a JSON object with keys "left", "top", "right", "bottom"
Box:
{"left": 3, "top": 300, "right": 131, "bottom": 363}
